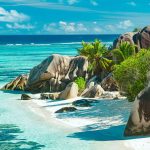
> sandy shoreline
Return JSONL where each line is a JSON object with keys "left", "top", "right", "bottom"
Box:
{"left": 23, "top": 95, "right": 150, "bottom": 150}
{"left": 1, "top": 86, "right": 150, "bottom": 150}
{"left": 24, "top": 96, "right": 131, "bottom": 150}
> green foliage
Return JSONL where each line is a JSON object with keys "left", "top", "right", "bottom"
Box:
{"left": 133, "top": 28, "right": 141, "bottom": 32}
{"left": 78, "top": 39, "right": 112, "bottom": 75}
{"left": 75, "top": 77, "right": 86, "bottom": 92}
{"left": 112, "top": 42, "right": 136, "bottom": 64}
{"left": 113, "top": 49, "right": 150, "bottom": 101}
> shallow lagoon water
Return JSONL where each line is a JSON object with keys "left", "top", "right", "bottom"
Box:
{"left": 0, "top": 89, "right": 99, "bottom": 150}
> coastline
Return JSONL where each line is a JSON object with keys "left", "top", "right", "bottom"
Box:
{"left": 28, "top": 96, "right": 150, "bottom": 150}
{"left": 1, "top": 84, "right": 150, "bottom": 150}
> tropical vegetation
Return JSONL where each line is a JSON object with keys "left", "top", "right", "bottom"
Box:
{"left": 78, "top": 39, "right": 150, "bottom": 102}
{"left": 78, "top": 39, "right": 112, "bottom": 78}
{"left": 111, "top": 42, "right": 136, "bottom": 64}
{"left": 75, "top": 77, "right": 86, "bottom": 93}
{"left": 113, "top": 49, "right": 150, "bottom": 101}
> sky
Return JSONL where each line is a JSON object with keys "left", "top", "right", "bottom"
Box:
{"left": 0, "top": 0, "right": 150, "bottom": 34}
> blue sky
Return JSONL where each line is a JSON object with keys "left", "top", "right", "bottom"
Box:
{"left": 0, "top": 0, "right": 150, "bottom": 34}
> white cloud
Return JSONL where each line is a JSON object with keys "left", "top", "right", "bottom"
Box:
{"left": 117, "top": 20, "right": 133, "bottom": 29}
{"left": 90, "top": 0, "right": 98, "bottom": 6}
{"left": 6, "top": 23, "right": 34, "bottom": 30}
{"left": 77, "top": 23, "right": 87, "bottom": 31}
{"left": 67, "top": 0, "right": 78, "bottom": 5}
{"left": 93, "top": 27, "right": 102, "bottom": 33}
{"left": 127, "top": 1, "right": 136, "bottom": 6}
{"left": 59, "top": 21, "right": 76, "bottom": 32}
{"left": 43, "top": 21, "right": 88, "bottom": 33}
{"left": 105, "top": 25, "right": 115, "bottom": 31}
{"left": 0, "top": 7, "right": 29, "bottom": 23}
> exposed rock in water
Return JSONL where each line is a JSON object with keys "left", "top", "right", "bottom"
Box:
{"left": 100, "top": 74, "right": 118, "bottom": 91}
{"left": 1, "top": 74, "right": 28, "bottom": 91}
{"left": 26, "top": 54, "right": 88, "bottom": 93}
{"left": 124, "top": 86, "right": 150, "bottom": 136}
{"left": 72, "top": 99, "right": 98, "bottom": 107}
{"left": 59, "top": 82, "right": 78, "bottom": 100}
{"left": 55, "top": 107, "right": 77, "bottom": 113}
{"left": 21, "top": 94, "right": 32, "bottom": 100}
{"left": 113, "top": 26, "right": 150, "bottom": 51}
{"left": 81, "top": 84, "right": 104, "bottom": 98}
{"left": 40, "top": 93, "right": 60, "bottom": 100}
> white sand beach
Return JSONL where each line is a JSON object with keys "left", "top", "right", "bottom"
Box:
{"left": 22, "top": 94, "right": 150, "bottom": 150}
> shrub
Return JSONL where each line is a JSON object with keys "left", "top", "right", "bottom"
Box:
{"left": 75, "top": 77, "right": 86, "bottom": 92}
{"left": 113, "top": 49, "right": 150, "bottom": 101}
{"left": 112, "top": 42, "right": 136, "bottom": 64}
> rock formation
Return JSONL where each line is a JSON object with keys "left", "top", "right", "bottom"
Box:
{"left": 59, "top": 82, "right": 78, "bottom": 100}
{"left": 1, "top": 74, "right": 28, "bottom": 91}
{"left": 26, "top": 54, "right": 88, "bottom": 93}
{"left": 81, "top": 84, "right": 104, "bottom": 98}
{"left": 124, "top": 86, "right": 150, "bottom": 136}
{"left": 100, "top": 74, "right": 118, "bottom": 91}
{"left": 113, "top": 26, "right": 150, "bottom": 51}
{"left": 55, "top": 107, "right": 77, "bottom": 113}
{"left": 21, "top": 94, "right": 32, "bottom": 100}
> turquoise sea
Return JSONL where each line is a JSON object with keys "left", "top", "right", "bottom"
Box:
{"left": 0, "top": 35, "right": 132, "bottom": 150}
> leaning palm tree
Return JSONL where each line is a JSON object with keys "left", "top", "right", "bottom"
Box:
{"left": 112, "top": 42, "right": 136, "bottom": 64}
{"left": 78, "top": 39, "right": 112, "bottom": 76}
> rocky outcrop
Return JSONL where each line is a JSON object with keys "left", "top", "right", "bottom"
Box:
{"left": 21, "top": 94, "right": 32, "bottom": 100}
{"left": 100, "top": 74, "right": 118, "bottom": 91}
{"left": 81, "top": 84, "right": 104, "bottom": 98}
{"left": 124, "top": 86, "right": 150, "bottom": 136}
{"left": 113, "top": 32, "right": 137, "bottom": 49}
{"left": 55, "top": 107, "right": 77, "bottom": 113}
{"left": 26, "top": 54, "right": 88, "bottom": 93}
{"left": 59, "top": 82, "right": 78, "bottom": 100}
{"left": 136, "top": 26, "right": 150, "bottom": 49}
{"left": 113, "top": 26, "right": 150, "bottom": 51}
{"left": 1, "top": 74, "right": 28, "bottom": 91}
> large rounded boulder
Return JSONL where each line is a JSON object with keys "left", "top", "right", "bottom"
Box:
{"left": 113, "top": 32, "right": 137, "bottom": 48}
{"left": 136, "top": 26, "right": 150, "bottom": 49}
{"left": 124, "top": 86, "right": 150, "bottom": 136}
{"left": 113, "top": 26, "right": 150, "bottom": 51}
{"left": 59, "top": 82, "right": 78, "bottom": 100}
{"left": 81, "top": 84, "right": 104, "bottom": 98}
{"left": 26, "top": 54, "right": 88, "bottom": 93}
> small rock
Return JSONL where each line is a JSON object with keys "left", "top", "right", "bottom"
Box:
{"left": 81, "top": 84, "right": 104, "bottom": 98}
{"left": 59, "top": 82, "right": 78, "bottom": 100}
{"left": 72, "top": 99, "right": 97, "bottom": 107}
{"left": 21, "top": 94, "right": 32, "bottom": 100}
{"left": 55, "top": 107, "right": 77, "bottom": 113}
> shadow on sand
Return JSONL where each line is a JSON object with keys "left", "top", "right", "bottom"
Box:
{"left": 68, "top": 124, "right": 149, "bottom": 141}
{"left": 0, "top": 124, "right": 45, "bottom": 150}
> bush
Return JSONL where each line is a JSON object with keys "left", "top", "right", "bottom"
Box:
{"left": 75, "top": 77, "right": 86, "bottom": 92}
{"left": 113, "top": 49, "right": 150, "bottom": 101}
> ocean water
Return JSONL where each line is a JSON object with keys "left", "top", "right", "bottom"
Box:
{"left": 0, "top": 34, "right": 119, "bottom": 84}
{"left": 0, "top": 35, "right": 133, "bottom": 150}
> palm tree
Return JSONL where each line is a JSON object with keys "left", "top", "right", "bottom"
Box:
{"left": 112, "top": 42, "right": 136, "bottom": 64}
{"left": 78, "top": 39, "right": 112, "bottom": 76}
